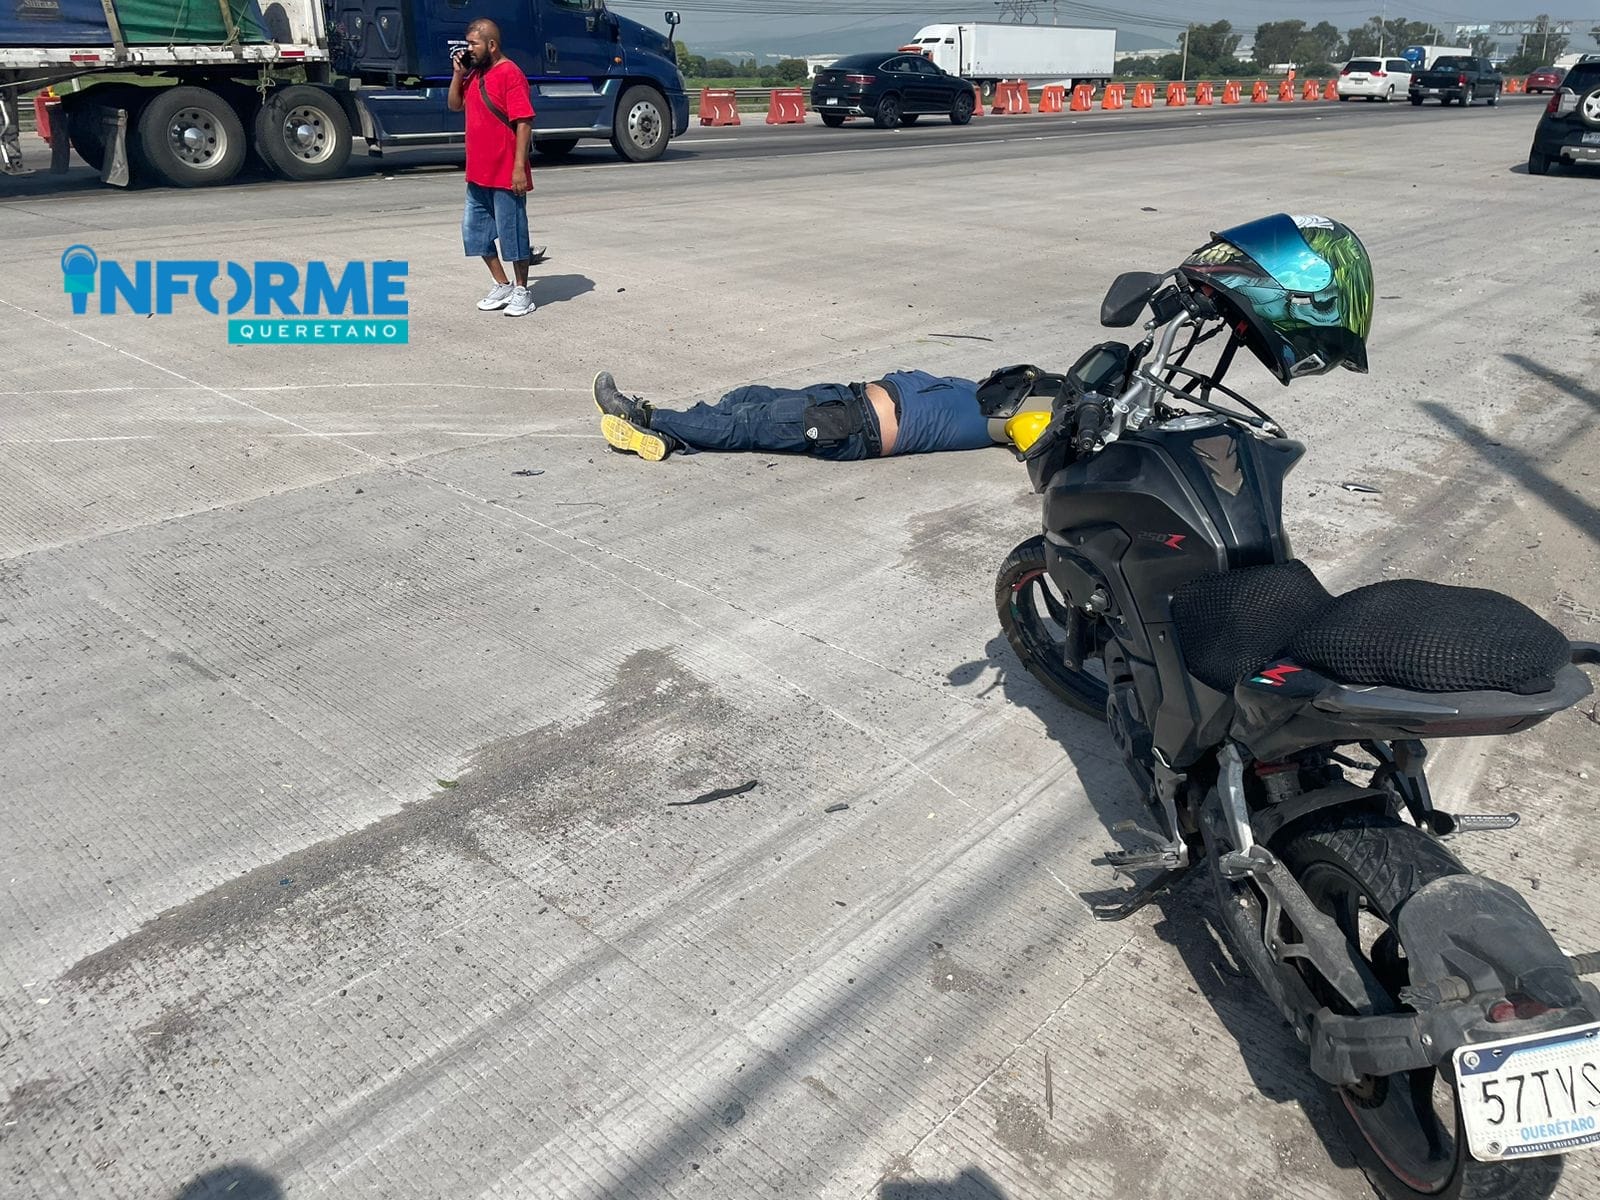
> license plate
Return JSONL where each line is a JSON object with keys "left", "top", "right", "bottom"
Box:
{"left": 1455, "top": 1022, "right": 1600, "bottom": 1161}
{"left": 1584, "top": 132, "right": 1600, "bottom": 145}
{"left": 826, "top": 98, "right": 838, "bottom": 105}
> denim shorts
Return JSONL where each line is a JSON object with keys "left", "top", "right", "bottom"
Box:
{"left": 462, "top": 182, "right": 530, "bottom": 261}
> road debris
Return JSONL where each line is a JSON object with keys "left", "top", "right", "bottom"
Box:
{"left": 667, "top": 780, "right": 758, "bottom": 807}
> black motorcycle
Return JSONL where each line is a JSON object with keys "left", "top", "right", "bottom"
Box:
{"left": 993, "top": 221, "right": 1600, "bottom": 1200}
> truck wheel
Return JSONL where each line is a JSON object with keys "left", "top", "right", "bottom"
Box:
{"left": 610, "top": 85, "right": 669, "bottom": 163}
{"left": 1460, "top": 89, "right": 1473, "bottom": 107}
{"left": 1409, "top": 95, "right": 1422, "bottom": 105}
{"left": 1487, "top": 87, "right": 1500, "bottom": 106}
{"left": 134, "top": 86, "right": 246, "bottom": 187}
{"left": 534, "top": 137, "right": 579, "bottom": 158}
{"left": 253, "top": 85, "right": 352, "bottom": 181}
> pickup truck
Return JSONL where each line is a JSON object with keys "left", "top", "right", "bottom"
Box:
{"left": 1408, "top": 56, "right": 1502, "bottom": 106}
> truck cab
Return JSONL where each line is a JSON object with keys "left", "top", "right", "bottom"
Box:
{"left": 334, "top": 0, "right": 688, "bottom": 161}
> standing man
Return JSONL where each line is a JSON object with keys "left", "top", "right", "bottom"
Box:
{"left": 449, "top": 19, "right": 541, "bottom": 318}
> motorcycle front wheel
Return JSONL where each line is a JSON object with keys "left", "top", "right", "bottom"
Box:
{"left": 995, "top": 535, "right": 1109, "bottom": 720}
{"left": 1275, "top": 812, "right": 1565, "bottom": 1200}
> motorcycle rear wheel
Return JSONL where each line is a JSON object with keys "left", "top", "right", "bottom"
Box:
{"left": 1275, "top": 812, "right": 1564, "bottom": 1200}
{"left": 995, "top": 535, "right": 1109, "bottom": 719}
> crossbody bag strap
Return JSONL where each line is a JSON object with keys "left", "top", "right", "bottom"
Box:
{"left": 476, "top": 72, "right": 514, "bottom": 130}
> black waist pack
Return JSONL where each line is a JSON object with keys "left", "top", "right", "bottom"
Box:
{"left": 803, "top": 398, "right": 865, "bottom": 446}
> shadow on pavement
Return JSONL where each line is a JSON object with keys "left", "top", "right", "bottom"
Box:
{"left": 529, "top": 273, "right": 596, "bottom": 306}
{"left": 1420, "top": 393, "right": 1598, "bottom": 546}
{"left": 171, "top": 1163, "right": 283, "bottom": 1199}
{"left": 952, "top": 628, "right": 1359, "bottom": 1177}
{"left": 880, "top": 1164, "right": 1012, "bottom": 1198}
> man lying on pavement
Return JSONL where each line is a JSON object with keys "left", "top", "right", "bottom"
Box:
{"left": 590, "top": 365, "right": 1058, "bottom": 462}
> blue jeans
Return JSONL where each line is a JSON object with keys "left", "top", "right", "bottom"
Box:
{"left": 648, "top": 383, "right": 874, "bottom": 460}
{"left": 462, "top": 182, "right": 530, "bottom": 261}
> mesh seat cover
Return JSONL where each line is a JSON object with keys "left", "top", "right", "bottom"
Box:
{"left": 1171, "top": 563, "right": 1569, "bottom": 695}
{"left": 1171, "top": 561, "right": 1332, "bottom": 692}
{"left": 1288, "top": 579, "right": 1570, "bottom": 694}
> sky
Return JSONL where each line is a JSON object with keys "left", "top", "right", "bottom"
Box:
{"left": 607, "top": 1, "right": 1600, "bottom": 52}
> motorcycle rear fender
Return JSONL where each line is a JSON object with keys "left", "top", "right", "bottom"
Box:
{"left": 1398, "top": 874, "right": 1587, "bottom": 1010}
{"left": 1306, "top": 875, "right": 1600, "bottom": 1085}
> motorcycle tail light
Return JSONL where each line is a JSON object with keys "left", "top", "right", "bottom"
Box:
{"left": 1489, "top": 997, "right": 1555, "bottom": 1022}
{"left": 845, "top": 74, "right": 875, "bottom": 86}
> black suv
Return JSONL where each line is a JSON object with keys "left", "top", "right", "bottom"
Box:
{"left": 1529, "top": 55, "right": 1600, "bottom": 175}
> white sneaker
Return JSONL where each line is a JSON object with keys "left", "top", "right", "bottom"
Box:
{"left": 477, "top": 282, "right": 514, "bottom": 311}
{"left": 503, "top": 287, "right": 535, "bottom": 317}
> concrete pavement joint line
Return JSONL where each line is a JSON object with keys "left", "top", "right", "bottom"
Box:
{"left": 2, "top": 435, "right": 159, "bottom": 443}
{"left": 865, "top": 932, "right": 1142, "bottom": 1196}
{"left": 0, "top": 296, "right": 393, "bottom": 458}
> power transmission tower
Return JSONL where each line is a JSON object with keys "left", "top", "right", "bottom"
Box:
{"left": 995, "top": 0, "right": 1041, "bottom": 23}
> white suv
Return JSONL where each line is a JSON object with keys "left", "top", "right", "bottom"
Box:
{"left": 1337, "top": 58, "right": 1414, "bottom": 101}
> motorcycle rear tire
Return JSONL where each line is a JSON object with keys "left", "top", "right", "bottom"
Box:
{"left": 1275, "top": 812, "right": 1564, "bottom": 1200}
{"left": 995, "top": 535, "right": 1109, "bottom": 720}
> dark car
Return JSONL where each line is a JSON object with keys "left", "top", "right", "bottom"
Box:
{"left": 1528, "top": 55, "right": 1600, "bottom": 175}
{"left": 810, "top": 52, "right": 977, "bottom": 129}
{"left": 1525, "top": 66, "right": 1566, "bottom": 94}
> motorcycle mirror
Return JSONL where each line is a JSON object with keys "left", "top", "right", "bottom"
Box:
{"left": 1100, "top": 271, "right": 1165, "bottom": 328}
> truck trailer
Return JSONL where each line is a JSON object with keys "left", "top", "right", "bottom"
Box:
{"left": 901, "top": 22, "right": 1115, "bottom": 97}
{"left": 0, "top": 0, "right": 689, "bottom": 188}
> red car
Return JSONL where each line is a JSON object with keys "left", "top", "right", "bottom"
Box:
{"left": 1525, "top": 66, "right": 1566, "bottom": 94}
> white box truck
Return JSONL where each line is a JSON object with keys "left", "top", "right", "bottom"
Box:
{"left": 902, "top": 23, "right": 1115, "bottom": 98}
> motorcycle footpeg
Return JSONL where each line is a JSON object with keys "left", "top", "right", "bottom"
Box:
{"left": 1097, "top": 846, "right": 1184, "bottom": 870}
{"left": 1433, "top": 811, "right": 1521, "bottom": 834}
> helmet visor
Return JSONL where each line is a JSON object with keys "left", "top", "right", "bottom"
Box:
{"left": 1212, "top": 213, "right": 1334, "bottom": 293}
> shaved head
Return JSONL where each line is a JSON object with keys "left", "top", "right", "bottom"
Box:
{"left": 466, "top": 18, "right": 500, "bottom": 46}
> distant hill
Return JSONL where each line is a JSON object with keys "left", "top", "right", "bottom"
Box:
{"left": 690, "top": 20, "right": 1169, "bottom": 63}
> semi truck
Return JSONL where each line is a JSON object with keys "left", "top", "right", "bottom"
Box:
{"left": 0, "top": 0, "right": 689, "bottom": 188}
{"left": 900, "top": 22, "right": 1115, "bottom": 98}
{"left": 1400, "top": 44, "right": 1472, "bottom": 70}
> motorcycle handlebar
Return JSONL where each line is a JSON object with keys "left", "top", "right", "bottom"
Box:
{"left": 1073, "top": 399, "right": 1110, "bottom": 453}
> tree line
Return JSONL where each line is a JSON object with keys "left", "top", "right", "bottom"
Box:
{"left": 1127, "top": 14, "right": 1589, "bottom": 82}
{"left": 676, "top": 44, "right": 809, "bottom": 83}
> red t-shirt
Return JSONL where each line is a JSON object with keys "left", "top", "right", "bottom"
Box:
{"left": 465, "top": 59, "right": 535, "bottom": 189}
